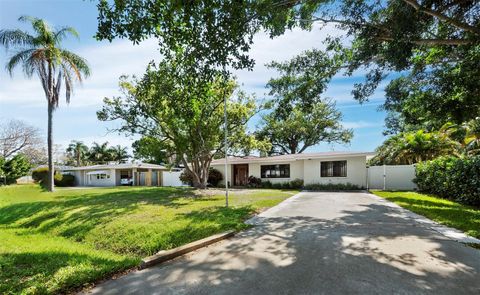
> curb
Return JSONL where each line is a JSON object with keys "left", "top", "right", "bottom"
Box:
{"left": 140, "top": 230, "right": 235, "bottom": 269}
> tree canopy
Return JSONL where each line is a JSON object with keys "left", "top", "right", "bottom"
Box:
{"left": 97, "top": 58, "right": 268, "bottom": 188}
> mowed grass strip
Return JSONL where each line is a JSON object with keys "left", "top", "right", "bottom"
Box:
{"left": 0, "top": 185, "right": 297, "bottom": 294}
{"left": 372, "top": 191, "right": 480, "bottom": 239}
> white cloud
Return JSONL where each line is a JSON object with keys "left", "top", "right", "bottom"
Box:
{"left": 342, "top": 120, "right": 383, "bottom": 129}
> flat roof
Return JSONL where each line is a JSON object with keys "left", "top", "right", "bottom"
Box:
{"left": 211, "top": 151, "right": 375, "bottom": 165}
{"left": 63, "top": 162, "right": 167, "bottom": 171}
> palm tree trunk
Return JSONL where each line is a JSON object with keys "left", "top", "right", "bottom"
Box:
{"left": 47, "top": 102, "right": 54, "bottom": 192}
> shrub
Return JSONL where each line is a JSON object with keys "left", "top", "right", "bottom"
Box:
{"left": 179, "top": 168, "right": 224, "bottom": 187}
{"left": 31, "top": 168, "right": 75, "bottom": 187}
{"left": 208, "top": 168, "right": 223, "bottom": 187}
{"left": 415, "top": 156, "right": 480, "bottom": 206}
{"left": 56, "top": 174, "right": 75, "bottom": 187}
{"left": 259, "top": 178, "right": 304, "bottom": 189}
{"left": 247, "top": 176, "right": 262, "bottom": 188}
{"left": 304, "top": 182, "right": 362, "bottom": 191}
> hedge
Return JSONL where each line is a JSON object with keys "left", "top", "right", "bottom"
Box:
{"left": 31, "top": 167, "right": 75, "bottom": 187}
{"left": 415, "top": 156, "right": 480, "bottom": 206}
{"left": 179, "top": 168, "right": 223, "bottom": 187}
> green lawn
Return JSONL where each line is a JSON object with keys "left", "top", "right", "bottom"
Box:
{"left": 0, "top": 185, "right": 297, "bottom": 294}
{"left": 372, "top": 191, "right": 480, "bottom": 239}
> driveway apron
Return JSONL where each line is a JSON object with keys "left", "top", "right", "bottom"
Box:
{"left": 84, "top": 192, "right": 480, "bottom": 295}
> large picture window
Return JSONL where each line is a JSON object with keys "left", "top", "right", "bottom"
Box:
{"left": 261, "top": 164, "right": 290, "bottom": 178}
{"left": 321, "top": 161, "right": 347, "bottom": 177}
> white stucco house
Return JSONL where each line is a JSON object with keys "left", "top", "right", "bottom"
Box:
{"left": 210, "top": 151, "right": 374, "bottom": 188}
{"left": 60, "top": 163, "right": 183, "bottom": 187}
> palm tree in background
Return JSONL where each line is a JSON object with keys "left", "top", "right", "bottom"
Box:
{"left": 109, "top": 145, "right": 130, "bottom": 164}
{"left": 0, "top": 16, "right": 90, "bottom": 191}
{"left": 89, "top": 142, "right": 111, "bottom": 164}
{"left": 66, "top": 140, "right": 89, "bottom": 166}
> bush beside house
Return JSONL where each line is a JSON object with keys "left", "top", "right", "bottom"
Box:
{"left": 415, "top": 156, "right": 480, "bottom": 206}
{"left": 32, "top": 167, "right": 75, "bottom": 187}
{"left": 180, "top": 168, "right": 223, "bottom": 187}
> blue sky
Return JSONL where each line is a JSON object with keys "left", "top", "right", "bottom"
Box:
{"left": 0, "top": 0, "right": 388, "bottom": 155}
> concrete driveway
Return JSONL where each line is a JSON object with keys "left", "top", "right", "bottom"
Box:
{"left": 84, "top": 192, "right": 480, "bottom": 294}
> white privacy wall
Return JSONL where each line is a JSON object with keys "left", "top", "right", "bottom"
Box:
{"left": 162, "top": 171, "right": 187, "bottom": 187}
{"left": 367, "top": 165, "right": 417, "bottom": 190}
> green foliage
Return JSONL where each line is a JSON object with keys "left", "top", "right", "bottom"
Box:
{"left": 0, "top": 185, "right": 296, "bottom": 293}
{"left": 304, "top": 182, "right": 362, "bottom": 191}
{"left": 0, "top": 154, "right": 31, "bottom": 184}
{"left": 1, "top": 16, "right": 90, "bottom": 192}
{"left": 66, "top": 140, "right": 89, "bottom": 166}
{"left": 260, "top": 178, "right": 304, "bottom": 189}
{"left": 179, "top": 168, "right": 223, "bottom": 187}
{"left": 132, "top": 136, "right": 170, "bottom": 164}
{"left": 369, "top": 130, "right": 459, "bottom": 165}
{"left": 247, "top": 176, "right": 262, "bottom": 188}
{"left": 415, "top": 156, "right": 480, "bottom": 206}
{"left": 207, "top": 168, "right": 223, "bottom": 187}
{"left": 373, "top": 190, "right": 480, "bottom": 239}
{"left": 31, "top": 167, "right": 74, "bottom": 187}
{"left": 97, "top": 58, "right": 268, "bottom": 188}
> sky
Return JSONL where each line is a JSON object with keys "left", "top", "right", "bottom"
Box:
{"left": 0, "top": 0, "right": 389, "bottom": 156}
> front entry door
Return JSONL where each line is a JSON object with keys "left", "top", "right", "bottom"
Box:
{"left": 234, "top": 164, "right": 249, "bottom": 186}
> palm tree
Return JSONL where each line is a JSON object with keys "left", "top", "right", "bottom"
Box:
{"left": 1, "top": 16, "right": 90, "bottom": 191}
{"left": 89, "top": 142, "right": 111, "bottom": 164}
{"left": 109, "top": 145, "right": 130, "bottom": 163}
{"left": 66, "top": 140, "right": 89, "bottom": 166}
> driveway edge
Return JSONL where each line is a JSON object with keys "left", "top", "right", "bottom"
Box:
{"left": 140, "top": 230, "right": 235, "bottom": 269}
{"left": 366, "top": 192, "right": 480, "bottom": 244}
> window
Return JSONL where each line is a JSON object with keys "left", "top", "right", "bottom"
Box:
{"left": 95, "top": 174, "right": 110, "bottom": 179}
{"left": 261, "top": 164, "right": 290, "bottom": 178}
{"left": 321, "top": 161, "right": 347, "bottom": 177}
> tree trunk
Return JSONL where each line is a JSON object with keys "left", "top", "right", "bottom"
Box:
{"left": 47, "top": 102, "right": 54, "bottom": 192}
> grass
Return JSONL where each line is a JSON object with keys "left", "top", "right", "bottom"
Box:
{"left": 372, "top": 190, "right": 480, "bottom": 239}
{"left": 0, "top": 185, "right": 297, "bottom": 294}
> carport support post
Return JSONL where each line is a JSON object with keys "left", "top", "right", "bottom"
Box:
{"left": 383, "top": 164, "right": 386, "bottom": 190}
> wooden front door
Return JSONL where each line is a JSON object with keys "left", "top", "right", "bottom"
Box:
{"left": 233, "top": 164, "right": 249, "bottom": 186}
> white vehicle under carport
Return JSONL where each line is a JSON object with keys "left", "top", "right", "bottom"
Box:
{"left": 120, "top": 177, "right": 133, "bottom": 186}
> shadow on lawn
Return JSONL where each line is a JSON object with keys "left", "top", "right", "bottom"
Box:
{"left": 0, "top": 187, "right": 201, "bottom": 240}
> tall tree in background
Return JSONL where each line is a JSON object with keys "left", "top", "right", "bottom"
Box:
{"left": 132, "top": 137, "right": 170, "bottom": 164}
{"left": 66, "top": 140, "right": 89, "bottom": 166}
{"left": 89, "top": 142, "right": 111, "bottom": 164}
{"left": 108, "top": 145, "right": 129, "bottom": 163}
{"left": 257, "top": 49, "right": 352, "bottom": 154}
{"left": 0, "top": 16, "right": 90, "bottom": 191}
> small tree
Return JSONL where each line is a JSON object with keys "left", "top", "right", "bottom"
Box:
{"left": 98, "top": 59, "right": 268, "bottom": 188}
{"left": 1, "top": 154, "right": 32, "bottom": 184}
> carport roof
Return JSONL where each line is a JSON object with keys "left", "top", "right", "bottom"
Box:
{"left": 62, "top": 163, "right": 167, "bottom": 171}
{"left": 211, "top": 151, "right": 375, "bottom": 165}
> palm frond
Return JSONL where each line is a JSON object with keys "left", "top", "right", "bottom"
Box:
{"left": 54, "top": 27, "right": 79, "bottom": 44}
{"left": 19, "top": 15, "right": 55, "bottom": 46}
{"left": 60, "top": 49, "right": 91, "bottom": 80}
{"left": 5, "top": 49, "right": 35, "bottom": 76}
{"left": 0, "top": 29, "right": 35, "bottom": 49}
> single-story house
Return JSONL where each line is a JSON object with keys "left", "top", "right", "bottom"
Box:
{"left": 210, "top": 151, "right": 374, "bottom": 188}
{"left": 61, "top": 163, "right": 170, "bottom": 187}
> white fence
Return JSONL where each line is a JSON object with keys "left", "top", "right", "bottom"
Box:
{"left": 367, "top": 165, "right": 416, "bottom": 190}
{"left": 162, "top": 171, "right": 186, "bottom": 187}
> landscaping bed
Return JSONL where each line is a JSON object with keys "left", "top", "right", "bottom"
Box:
{"left": 0, "top": 185, "right": 297, "bottom": 294}
{"left": 372, "top": 191, "right": 480, "bottom": 239}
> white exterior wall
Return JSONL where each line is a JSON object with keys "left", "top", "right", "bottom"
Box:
{"left": 214, "top": 163, "right": 233, "bottom": 186}
{"left": 84, "top": 168, "right": 116, "bottom": 187}
{"left": 211, "top": 156, "right": 367, "bottom": 187}
{"left": 162, "top": 171, "right": 187, "bottom": 187}
{"left": 303, "top": 156, "right": 367, "bottom": 187}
